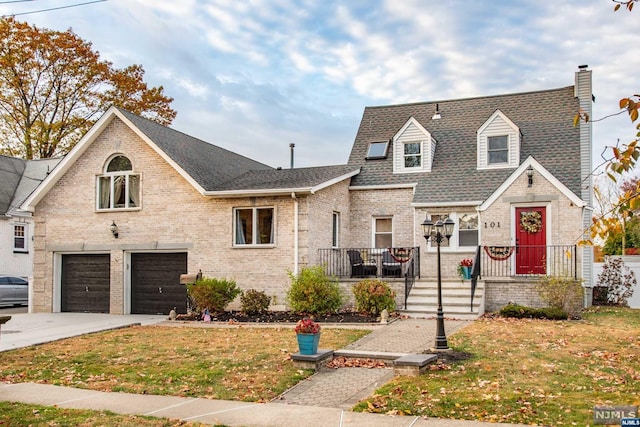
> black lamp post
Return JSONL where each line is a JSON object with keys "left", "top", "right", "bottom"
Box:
{"left": 421, "top": 215, "right": 455, "bottom": 350}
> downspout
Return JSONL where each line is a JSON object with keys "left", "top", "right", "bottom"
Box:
{"left": 292, "top": 192, "right": 299, "bottom": 275}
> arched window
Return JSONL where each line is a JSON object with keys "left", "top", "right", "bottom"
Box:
{"left": 97, "top": 155, "right": 140, "bottom": 210}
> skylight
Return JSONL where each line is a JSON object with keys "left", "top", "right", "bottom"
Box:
{"left": 366, "top": 141, "right": 389, "bottom": 159}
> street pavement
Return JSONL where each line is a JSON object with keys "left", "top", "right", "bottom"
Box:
{"left": 0, "top": 312, "right": 530, "bottom": 427}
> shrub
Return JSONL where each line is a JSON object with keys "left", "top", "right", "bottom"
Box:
{"left": 352, "top": 279, "right": 396, "bottom": 315}
{"left": 536, "top": 276, "right": 583, "bottom": 316}
{"left": 500, "top": 303, "right": 538, "bottom": 319}
{"left": 240, "top": 289, "right": 270, "bottom": 314}
{"left": 537, "top": 306, "right": 569, "bottom": 320}
{"left": 286, "top": 265, "right": 343, "bottom": 315}
{"left": 499, "top": 303, "right": 568, "bottom": 320}
{"left": 596, "top": 257, "right": 635, "bottom": 306}
{"left": 187, "top": 277, "right": 241, "bottom": 314}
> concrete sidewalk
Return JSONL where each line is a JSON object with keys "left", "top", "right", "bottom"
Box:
{"left": 0, "top": 382, "right": 528, "bottom": 427}
{"left": 0, "top": 313, "right": 530, "bottom": 426}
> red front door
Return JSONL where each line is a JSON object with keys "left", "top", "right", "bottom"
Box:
{"left": 515, "top": 207, "right": 546, "bottom": 275}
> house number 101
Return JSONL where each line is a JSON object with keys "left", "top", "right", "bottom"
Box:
{"left": 484, "top": 222, "right": 500, "bottom": 228}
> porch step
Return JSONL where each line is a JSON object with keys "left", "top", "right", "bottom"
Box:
{"left": 401, "top": 279, "right": 485, "bottom": 320}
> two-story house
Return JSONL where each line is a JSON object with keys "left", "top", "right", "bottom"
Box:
{"left": 22, "top": 66, "right": 593, "bottom": 316}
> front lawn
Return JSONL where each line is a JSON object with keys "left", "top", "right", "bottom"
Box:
{"left": 354, "top": 307, "right": 640, "bottom": 426}
{"left": 0, "top": 401, "right": 210, "bottom": 427}
{"left": 0, "top": 325, "right": 368, "bottom": 402}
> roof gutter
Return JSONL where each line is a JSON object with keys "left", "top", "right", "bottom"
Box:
{"left": 204, "top": 187, "right": 315, "bottom": 198}
{"left": 412, "top": 201, "right": 484, "bottom": 208}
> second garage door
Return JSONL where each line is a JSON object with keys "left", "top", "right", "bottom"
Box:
{"left": 131, "top": 252, "right": 187, "bottom": 315}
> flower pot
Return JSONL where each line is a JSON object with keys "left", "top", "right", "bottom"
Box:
{"left": 296, "top": 332, "right": 320, "bottom": 355}
{"left": 462, "top": 266, "right": 472, "bottom": 280}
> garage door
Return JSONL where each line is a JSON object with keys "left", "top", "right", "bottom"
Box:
{"left": 131, "top": 252, "right": 187, "bottom": 315}
{"left": 61, "top": 254, "right": 110, "bottom": 313}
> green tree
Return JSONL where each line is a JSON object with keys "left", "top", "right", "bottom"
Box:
{"left": 0, "top": 18, "right": 176, "bottom": 159}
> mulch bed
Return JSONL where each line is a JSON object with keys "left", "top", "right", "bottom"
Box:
{"left": 176, "top": 311, "right": 381, "bottom": 324}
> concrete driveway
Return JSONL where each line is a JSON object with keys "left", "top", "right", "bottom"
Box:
{"left": 0, "top": 312, "right": 166, "bottom": 352}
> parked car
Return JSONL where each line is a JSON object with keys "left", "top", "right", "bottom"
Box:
{"left": 0, "top": 275, "right": 28, "bottom": 306}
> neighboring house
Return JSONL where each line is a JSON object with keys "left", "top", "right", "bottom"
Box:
{"left": 0, "top": 155, "right": 61, "bottom": 282}
{"left": 22, "top": 66, "right": 594, "bottom": 316}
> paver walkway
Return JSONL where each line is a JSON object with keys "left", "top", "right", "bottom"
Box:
{"left": 277, "top": 318, "right": 470, "bottom": 409}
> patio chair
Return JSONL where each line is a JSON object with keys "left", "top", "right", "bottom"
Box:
{"left": 382, "top": 251, "right": 402, "bottom": 278}
{"left": 347, "top": 250, "right": 377, "bottom": 278}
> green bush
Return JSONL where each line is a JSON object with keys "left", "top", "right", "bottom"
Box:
{"left": 240, "top": 289, "right": 270, "bottom": 314}
{"left": 352, "top": 279, "right": 396, "bottom": 315}
{"left": 187, "top": 277, "right": 241, "bottom": 314}
{"left": 286, "top": 265, "right": 343, "bottom": 315}
{"left": 499, "top": 303, "right": 568, "bottom": 320}
{"left": 537, "top": 306, "right": 569, "bottom": 320}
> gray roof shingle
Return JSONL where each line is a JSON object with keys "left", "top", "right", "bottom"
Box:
{"left": 118, "top": 109, "right": 273, "bottom": 191}
{"left": 347, "top": 86, "right": 581, "bottom": 204}
{"left": 0, "top": 155, "right": 25, "bottom": 215}
{"left": 118, "top": 109, "right": 357, "bottom": 193}
{"left": 214, "top": 165, "right": 358, "bottom": 192}
{"left": 0, "top": 155, "right": 61, "bottom": 216}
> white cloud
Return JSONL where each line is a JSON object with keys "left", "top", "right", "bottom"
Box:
{"left": 1, "top": 0, "right": 639, "bottom": 170}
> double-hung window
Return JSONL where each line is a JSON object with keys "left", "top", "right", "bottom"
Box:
{"left": 374, "top": 217, "right": 393, "bottom": 248}
{"left": 426, "top": 212, "right": 479, "bottom": 250}
{"left": 234, "top": 207, "right": 274, "bottom": 246}
{"left": 487, "top": 135, "right": 509, "bottom": 165}
{"left": 332, "top": 212, "right": 340, "bottom": 247}
{"left": 13, "top": 224, "right": 27, "bottom": 253}
{"left": 458, "top": 213, "right": 479, "bottom": 247}
{"left": 97, "top": 155, "right": 140, "bottom": 210}
{"left": 403, "top": 141, "right": 422, "bottom": 168}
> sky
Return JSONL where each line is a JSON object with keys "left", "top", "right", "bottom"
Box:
{"left": 1, "top": 0, "right": 639, "bottom": 172}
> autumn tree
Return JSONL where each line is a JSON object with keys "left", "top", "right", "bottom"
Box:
{"left": 0, "top": 18, "right": 176, "bottom": 159}
{"left": 582, "top": 1, "right": 640, "bottom": 246}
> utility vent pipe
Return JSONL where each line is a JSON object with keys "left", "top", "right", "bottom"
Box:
{"left": 289, "top": 143, "right": 295, "bottom": 169}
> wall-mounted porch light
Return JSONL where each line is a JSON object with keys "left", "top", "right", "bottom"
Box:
{"left": 526, "top": 164, "right": 534, "bottom": 187}
{"left": 110, "top": 221, "right": 119, "bottom": 238}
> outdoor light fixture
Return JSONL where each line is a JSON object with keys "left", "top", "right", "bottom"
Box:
{"left": 110, "top": 221, "right": 119, "bottom": 238}
{"left": 527, "top": 164, "right": 534, "bottom": 187}
{"left": 421, "top": 215, "right": 455, "bottom": 350}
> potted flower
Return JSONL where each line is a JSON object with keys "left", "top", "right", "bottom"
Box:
{"left": 295, "top": 318, "right": 321, "bottom": 355}
{"left": 457, "top": 258, "right": 473, "bottom": 280}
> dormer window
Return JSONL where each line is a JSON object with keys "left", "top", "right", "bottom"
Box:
{"left": 403, "top": 141, "right": 422, "bottom": 168}
{"left": 477, "top": 110, "right": 520, "bottom": 169}
{"left": 97, "top": 155, "right": 141, "bottom": 210}
{"left": 488, "top": 135, "right": 509, "bottom": 164}
{"left": 392, "top": 117, "right": 435, "bottom": 174}
{"left": 366, "top": 141, "right": 389, "bottom": 159}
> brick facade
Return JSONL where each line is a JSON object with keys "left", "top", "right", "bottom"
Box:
{"left": 29, "top": 113, "right": 589, "bottom": 316}
{"left": 31, "top": 117, "right": 351, "bottom": 313}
